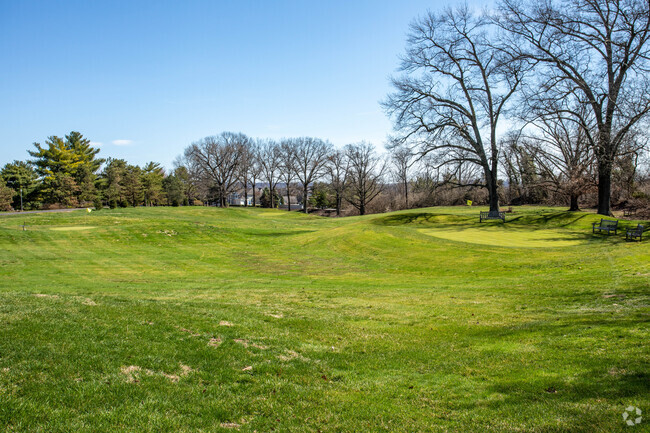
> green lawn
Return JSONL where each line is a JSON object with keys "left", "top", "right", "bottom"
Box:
{"left": 0, "top": 206, "right": 648, "bottom": 432}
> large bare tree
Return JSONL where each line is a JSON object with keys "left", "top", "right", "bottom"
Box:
{"left": 496, "top": 0, "right": 650, "bottom": 215}
{"left": 345, "top": 142, "right": 386, "bottom": 215}
{"left": 384, "top": 5, "right": 526, "bottom": 214}
{"left": 292, "top": 137, "right": 332, "bottom": 213}
{"left": 184, "top": 132, "right": 247, "bottom": 207}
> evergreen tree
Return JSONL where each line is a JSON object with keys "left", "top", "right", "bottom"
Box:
{"left": 123, "top": 164, "right": 143, "bottom": 207}
{"left": 28, "top": 132, "right": 102, "bottom": 206}
{"left": 0, "top": 178, "right": 14, "bottom": 211}
{"left": 163, "top": 174, "right": 183, "bottom": 206}
{"left": 141, "top": 162, "right": 164, "bottom": 206}
{"left": 0, "top": 161, "right": 38, "bottom": 210}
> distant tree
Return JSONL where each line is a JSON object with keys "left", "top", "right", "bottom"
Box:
{"left": 309, "top": 184, "right": 331, "bottom": 209}
{"left": 247, "top": 143, "right": 264, "bottom": 207}
{"left": 184, "top": 132, "right": 247, "bottom": 207}
{"left": 259, "top": 187, "right": 280, "bottom": 208}
{"left": 163, "top": 174, "right": 184, "bottom": 206}
{"left": 258, "top": 139, "right": 282, "bottom": 208}
{"left": 0, "top": 178, "right": 14, "bottom": 211}
{"left": 326, "top": 149, "right": 349, "bottom": 216}
{"left": 279, "top": 139, "right": 297, "bottom": 211}
{"left": 0, "top": 160, "right": 38, "bottom": 210}
{"left": 29, "top": 132, "right": 102, "bottom": 206}
{"left": 141, "top": 162, "right": 164, "bottom": 206}
{"left": 123, "top": 165, "right": 143, "bottom": 207}
{"left": 518, "top": 101, "right": 597, "bottom": 210}
{"left": 235, "top": 138, "right": 260, "bottom": 207}
{"left": 99, "top": 158, "right": 128, "bottom": 207}
{"left": 345, "top": 142, "right": 387, "bottom": 215}
{"left": 292, "top": 137, "right": 332, "bottom": 213}
{"left": 389, "top": 146, "right": 415, "bottom": 208}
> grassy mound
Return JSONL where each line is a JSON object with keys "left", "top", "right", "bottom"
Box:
{"left": 0, "top": 206, "right": 648, "bottom": 432}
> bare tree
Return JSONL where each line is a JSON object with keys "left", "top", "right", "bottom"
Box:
{"left": 236, "top": 137, "right": 256, "bottom": 207}
{"left": 345, "top": 142, "right": 386, "bottom": 215}
{"left": 389, "top": 145, "right": 415, "bottom": 208}
{"left": 496, "top": 0, "right": 650, "bottom": 215}
{"left": 520, "top": 101, "right": 597, "bottom": 211}
{"left": 384, "top": 5, "right": 526, "bottom": 214}
{"left": 326, "top": 149, "right": 349, "bottom": 216}
{"left": 258, "top": 139, "right": 282, "bottom": 208}
{"left": 292, "top": 137, "right": 332, "bottom": 213}
{"left": 184, "top": 132, "right": 247, "bottom": 207}
{"left": 278, "top": 139, "right": 297, "bottom": 211}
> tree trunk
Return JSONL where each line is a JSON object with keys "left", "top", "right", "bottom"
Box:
{"left": 485, "top": 170, "right": 500, "bottom": 214}
{"left": 335, "top": 191, "right": 341, "bottom": 216}
{"left": 569, "top": 194, "right": 580, "bottom": 212}
{"left": 286, "top": 183, "right": 291, "bottom": 212}
{"left": 404, "top": 180, "right": 409, "bottom": 208}
{"left": 243, "top": 179, "right": 248, "bottom": 207}
{"left": 252, "top": 177, "right": 256, "bottom": 207}
{"left": 303, "top": 185, "right": 309, "bottom": 214}
{"left": 597, "top": 170, "right": 612, "bottom": 216}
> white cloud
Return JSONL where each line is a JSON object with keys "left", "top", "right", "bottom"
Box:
{"left": 112, "top": 139, "right": 133, "bottom": 146}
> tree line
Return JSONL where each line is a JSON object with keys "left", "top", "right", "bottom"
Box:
{"left": 1, "top": 0, "right": 649, "bottom": 216}
{"left": 0, "top": 132, "right": 193, "bottom": 211}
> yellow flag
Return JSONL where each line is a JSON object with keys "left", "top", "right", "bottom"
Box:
{"left": 466, "top": 200, "right": 472, "bottom": 206}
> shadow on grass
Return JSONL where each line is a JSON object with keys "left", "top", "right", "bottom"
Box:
{"left": 373, "top": 213, "right": 471, "bottom": 227}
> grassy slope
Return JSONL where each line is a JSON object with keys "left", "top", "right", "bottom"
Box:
{"left": 0, "top": 206, "right": 648, "bottom": 432}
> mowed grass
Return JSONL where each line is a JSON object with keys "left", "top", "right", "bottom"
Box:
{"left": 0, "top": 206, "right": 648, "bottom": 432}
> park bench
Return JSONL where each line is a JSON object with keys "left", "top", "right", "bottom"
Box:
{"left": 592, "top": 218, "right": 619, "bottom": 235}
{"left": 626, "top": 224, "right": 644, "bottom": 241}
{"left": 479, "top": 211, "right": 505, "bottom": 223}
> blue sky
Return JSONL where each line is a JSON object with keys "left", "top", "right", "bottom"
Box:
{"left": 0, "top": 0, "right": 470, "bottom": 169}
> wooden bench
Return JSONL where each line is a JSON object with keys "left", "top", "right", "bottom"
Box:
{"left": 626, "top": 224, "right": 644, "bottom": 241}
{"left": 479, "top": 211, "right": 505, "bottom": 223}
{"left": 592, "top": 218, "right": 619, "bottom": 235}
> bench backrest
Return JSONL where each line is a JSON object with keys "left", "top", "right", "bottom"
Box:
{"left": 633, "top": 224, "right": 644, "bottom": 233}
{"left": 600, "top": 219, "right": 618, "bottom": 227}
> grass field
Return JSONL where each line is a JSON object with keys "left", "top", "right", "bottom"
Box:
{"left": 0, "top": 206, "right": 648, "bottom": 432}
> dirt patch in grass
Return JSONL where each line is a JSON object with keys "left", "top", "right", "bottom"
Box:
{"left": 50, "top": 226, "right": 97, "bottom": 231}
{"left": 33, "top": 294, "right": 59, "bottom": 299}
{"left": 234, "top": 339, "right": 268, "bottom": 350}
{"left": 121, "top": 365, "right": 141, "bottom": 383}
{"left": 277, "top": 350, "right": 308, "bottom": 362}
{"left": 208, "top": 337, "right": 222, "bottom": 347}
{"left": 179, "top": 364, "right": 194, "bottom": 376}
{"left": 219, "top": 321, "right": 233, "bottom": 327}
{"left": 220, "top": 422, "right": 241, "bottom": 429}
{"left": 176, "top": 326, "right": 201, "bottom": 337}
